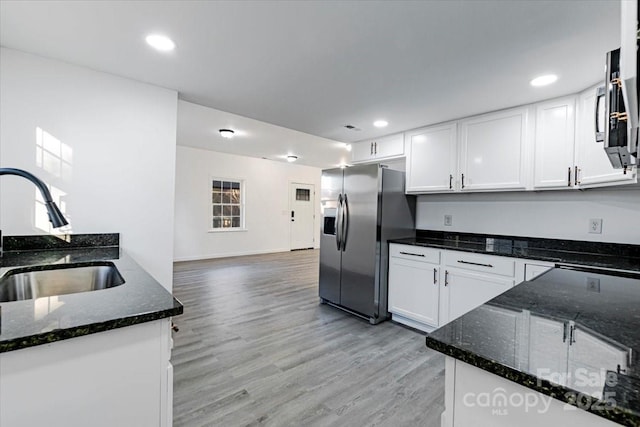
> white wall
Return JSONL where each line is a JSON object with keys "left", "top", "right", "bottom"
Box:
{"left": 416, "top": 187, "right": 640, "bottom": 244}
{"left": 174, "top": 145, "right": 321, "bottom": 261}
{"left": 0, "top": 48, "right": 178, "bottom": 290}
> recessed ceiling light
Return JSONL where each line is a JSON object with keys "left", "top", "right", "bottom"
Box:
{"left": 145, "top": 34, "right": 176, "bottom": 52}
{"left": 373, "top": 120, "right": 389, "bottom": 128}
{"left": 530, "top": 74, "right": 558, "bottom": 87}
{"left": 287, "top": 155, "right": 298, "bottom": 162}
{"left": 219, "top": 129, "right": 235, "bottom": 139}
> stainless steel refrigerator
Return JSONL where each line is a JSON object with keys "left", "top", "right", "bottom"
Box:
{"left": 319, "top": 163, "right": 416, "bottom": 324}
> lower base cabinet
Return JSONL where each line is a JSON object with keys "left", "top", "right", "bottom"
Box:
{"left": 442, "top": 268, "right": 515, "bottom": 323}
{"left": 0, "top": 319, "right": 173, "bottom": 427}
{"left": 388, "top": 257, "right": 440, "bottom": 329}
{"left": 388, "top": 244, "right": 521, "bottom": 332}
{"left": 442, "top": 358, "right": 620, "bottom": 427}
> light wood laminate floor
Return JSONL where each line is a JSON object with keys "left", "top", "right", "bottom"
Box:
{"left": 172, "top": 249, "right": 445, "bottom": 427}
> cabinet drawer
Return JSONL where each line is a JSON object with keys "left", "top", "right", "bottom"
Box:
{"left": 445, "top": 251, "right": 515, "bottom": 277}
{"left": 390, "top": 244, "right": 440, "bottom": 264}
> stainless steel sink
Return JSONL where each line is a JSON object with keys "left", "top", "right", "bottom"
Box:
{"left": 0, "top": 262, "right": 125, "bottom": 302}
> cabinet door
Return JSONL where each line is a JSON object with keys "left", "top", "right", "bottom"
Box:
{"left": 533, "top": 97, "right": 576, "bottom": 189}
{"left": 459, "top": 107, "right": 529, "bottom": 191}
{"left": 388, "top": 257, "right": 440, "bottom": 327}
{"left": 374, "top": 133, "right": 404, "bottom": 159}
{"left": 575, "top": 86, "right": 637, "bottom": 187}
{"left": 524, "top": 263, "right": 554, "bottom": 281}
{"left": 405, "top": 122, "right": 457, "bottom": 193}
{"left": 351, "top": 141, "right": 375, "bottom": 163}
{"left": 442, "top": 268, "right": 514, "bottom": 323}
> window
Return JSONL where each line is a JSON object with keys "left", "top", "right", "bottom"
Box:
{"left": 211, "top": 179, "right": 244, "bottom": 230}
{"left": 295, "top": 188, "right": 311, "bottom": 201}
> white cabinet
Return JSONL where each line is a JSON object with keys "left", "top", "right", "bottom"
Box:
{"left": 458, "top": 107, "right": 529, "bottom": 191}
{"left": 442, "top": 267, "right": 515, "bottom": 323}
{"left": 524, "top": 262, "right": 554, "bottom": 281}
{"left": 575, "top": 86, "right": 637, "bottom": 187}
{"left": 533, "top": 96, "right": 577, "bottom": 189}
{"left": 0, "top": 319, "right": 173, "bottom": 427}
{"left": 388, "top": 245, "right": 441, "bottom": 331}
{"left": 388, "top": 245, "right": 518, "bottom": 330}
{"left": 445, "top": 358, "right": 620, "bottom": 427}
{"left": 405, "top": 122, "right": 457, "bottom": 193}
{"left": 351, "top": 133, "right": 404, "bottom": 163}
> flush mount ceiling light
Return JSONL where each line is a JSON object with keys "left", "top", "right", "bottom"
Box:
{"left": 287, "top": 155, "right": 298, "bottom": 162}
{"left": 373, "top": 120, "right": 389, "bottom": 128}
{"left": 145, "top": 34, "right": 176, "bottom": 52}
{"left": 219, "top": 129, "right": 235, "bottom": 139}
{"left": 530, "top": 74, "right": 558, "bottom": 87}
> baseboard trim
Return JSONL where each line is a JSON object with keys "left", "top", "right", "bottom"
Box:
{"left": 174, "top": 248, "right": 294, "bottom": 262}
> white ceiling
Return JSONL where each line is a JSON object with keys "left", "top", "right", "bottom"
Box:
{"left": 177, "top": 100, "right": 352, "bottom": 168}
{"left": 0, "top": 1, "right": 621, "bottom": 166}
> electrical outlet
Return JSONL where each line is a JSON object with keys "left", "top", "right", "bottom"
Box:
{"left": 444, "top": 215, "right": 453, "bottom": 226}
{"left": 588, "top": 218, "right": 603, "bottom": 234}
{"left": 586, "top": 277, "right": 601, "bottom": 292}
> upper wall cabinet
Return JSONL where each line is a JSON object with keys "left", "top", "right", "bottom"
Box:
{"left": 458, "top": 107, "right": 529, "bottom": 191}
{"left": 533, "top": 96, "right": 576, "bottom": 189}
{"left": 575, "top": 86, "right": 637, "bottom": 187}
{"left": 351, "top": 133, "right": 404, "bottom": 164}
{"left": 404, "top": 88, "right": 637, "bottom": 194}
{"left": 405, "top": 122, "right": 457, "bottom": 193}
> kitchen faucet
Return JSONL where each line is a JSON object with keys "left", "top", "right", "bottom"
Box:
{"left": 0, "top": 168, "right": 69, "bottom": 228}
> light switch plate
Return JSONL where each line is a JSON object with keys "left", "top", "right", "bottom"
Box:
{"left": 444, "top": 215, "right": 453, "bottom": 226}
{"left": 588, "top": 218, "right": 603, "bottom": 234}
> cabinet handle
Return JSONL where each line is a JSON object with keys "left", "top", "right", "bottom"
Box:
{"left": 370, "top": 143, "right": 374, "bottom": 155}
{"left": 399, "top": 251, "right": 425, "bottom": 257}
{"left": 374, "top": 142, "right": 378, "bottom": 155}
{"left": 449, "top": 174, "right": 453, "bottom": 189}
{"left": 461, "top": 174, "right": 465, "bottom": 189}
{"left": 457, "top": 260, "right": 493, "bottom": 268}
{"left": 433, "top": 268, "right": 437, "bottom": 284}
{"left": 567, "top": 167, "right": 572, "bottom": 187}
{"left": 575, "top": 166, "right": 580, "bottom": 185}
{"left": 562, "top": 322, "right": 567, "bottom": 342}
{"left": 444, "top": 270, "right": 449, "bottom": 286}
{"left": 595, "top": 86, "right": 605, "bottom": 142}
{"left": 569, "top": 325, "right": 576, "bottom": 344}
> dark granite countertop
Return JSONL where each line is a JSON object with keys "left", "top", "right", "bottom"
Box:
{"left": 390, "top": 230, "right": 640, "bottom": 272}
{"left": 0, "top": 234, "right": 183, "bottom": 353}
{"left": 426, "top": 266, "right": 640, "bottom": 426}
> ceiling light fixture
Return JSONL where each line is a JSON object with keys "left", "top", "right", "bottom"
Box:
{"left": 287, "top": 155, "right": 298, "bottom": 162}
{"left": 530, "top": 74, "right": 558, "bottom": 87}
{"left": 219, "top": 129, "right": 235, "bottom": 139}
{"left": 145, "top": 34, "right": 176, "bottom": 52}
{"left": 373, "top": 120, "right": 389, "bottom": 128}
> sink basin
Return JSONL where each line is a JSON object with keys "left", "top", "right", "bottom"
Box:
{"left": 0, "top": 262, "right": 125, "bottom": 302}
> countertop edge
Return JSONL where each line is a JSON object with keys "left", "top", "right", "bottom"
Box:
{"left": 425, "top": 336, "right": 639, "bottom": 426}
{"left": 0, "top": 299, "right": 183, "bottom": 354}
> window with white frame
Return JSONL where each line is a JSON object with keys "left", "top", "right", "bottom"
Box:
{"left": 211, "top": 179, "right": 244, "bottom": 230}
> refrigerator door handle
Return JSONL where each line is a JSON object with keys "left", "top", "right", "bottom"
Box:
{"left": 336, "top": 194, "right": 343, "bottom": 250}
{"left": 342, "top": 194, "right": 350, "bottom": 251}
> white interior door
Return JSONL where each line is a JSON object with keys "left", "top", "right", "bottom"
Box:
{"left": 290, "top": 182, "right": 315, "bottom": 250}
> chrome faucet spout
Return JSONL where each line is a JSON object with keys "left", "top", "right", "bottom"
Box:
{"left": 0, "top": 168, "right": 69, "bottom": 228}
